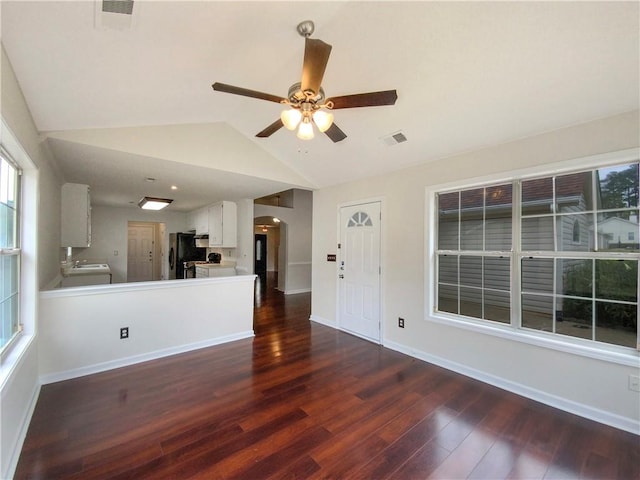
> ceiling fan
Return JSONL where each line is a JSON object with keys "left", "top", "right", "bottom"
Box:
{"left": 212, "top": 20, "right": 398, "bottom": 142}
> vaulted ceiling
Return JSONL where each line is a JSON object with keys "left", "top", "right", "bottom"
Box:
{"left": 2, "top": 1, "right": 638, "bottom": 211}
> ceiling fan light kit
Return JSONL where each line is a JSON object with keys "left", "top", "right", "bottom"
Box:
{"left": 212, "top": 20, "right": 397, "bottom": 142}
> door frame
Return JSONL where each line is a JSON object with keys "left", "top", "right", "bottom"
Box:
{"left": 336, "top": 197, "right": 385, "bottom": 344}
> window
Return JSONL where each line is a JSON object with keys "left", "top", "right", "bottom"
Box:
{"left": 0, "top": 151, "right": 21, "bottom": 351}
{"left": 434, "top": 160, "right": 639, "bottom": 351}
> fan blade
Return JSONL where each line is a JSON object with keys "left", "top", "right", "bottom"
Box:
{"left": 301, "top": 38, "right": 332, "bottom": 95}
{"left": 256, "top": 119, "right": 284, "bottom": 138}
{"left": 327, "top": 90, "right": 398, "bottom": 109}
{"left": 212, "top": 83, "right": 285, "bottom": 104}
{"left": 324, "top": 123, "right": 347, "bottom": 143}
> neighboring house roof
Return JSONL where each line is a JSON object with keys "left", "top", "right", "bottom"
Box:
{"left": 439, "top": 172, "right": 591, "bottom": 211}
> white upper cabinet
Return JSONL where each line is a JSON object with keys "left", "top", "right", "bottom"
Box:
{"left": 208, "top": 201, "right": 237, "bottom": 247}
{"left": 61, "top": 183, "right": 91, "bottom": 247}
{"left": 193, "top": 207, "right": 209, "bottom": 235}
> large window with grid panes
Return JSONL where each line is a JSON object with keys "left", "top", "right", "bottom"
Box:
{"left": 0, "top": 150, "right": 21, "bottom": 352}
{"left": 434, "top": 159, "right": 639, "bottom": 351}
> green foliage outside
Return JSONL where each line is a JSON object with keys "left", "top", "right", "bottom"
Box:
{"left": 563, "top": 260, "right": 638, "bottom": 330}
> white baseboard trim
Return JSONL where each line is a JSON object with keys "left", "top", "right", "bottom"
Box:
{"left": 284, "top": 288, "right": 311, "bottom": 295}
{"left": 384, "top": 339, "right": 639, "bottom": 435}
{"left": 39, "top": 331, "right": 255, "bottom": 385}
{"left": 309, "top": 315, "right": 335, "bottom": 327}
{"left": 3, "top": 381, "right": 40, "bottom": 480}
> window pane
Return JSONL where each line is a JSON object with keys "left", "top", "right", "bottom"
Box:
{"left": 485, "top": 184, "right": 512, "bottom": 251}
{"left": 522, "top": 294, "right": 553, "bottom": 332}
{"left": 438, "top": 255, "right": 458, "bottom": 285}
{"left": 484, "top": 291, "right": 510, "bottom": 323}
{"left": 556, "top": 171, "right": 592, "bottom": 214}
{"left": 559, "top": 258, "right": 592, "bottom": 298}
{"left": 437, "top": 192, "right": 459, "bottom": 250}
{"left": 522, "top": 217, "right": 554, "bottom": 250}
{"left": 460, "top": 256, "right": 482, "bottom": 288}
{"left": 460, "top": 189, "right": 484, "bottom": 250}
{"left": 558, "top": 213, "right": 593, "bottom": 252}
{"left": 460, "top": 287, "right": 482, "bottom": 318}
{"left": 557, "top": 297, "right": 592, "bottom": 340}
{"left": 484, "top": 257, "right": 510, "bottom": 291}
{"left": 522, "top": 177, "right": 553, "bottom": 216}
{"left": 598, "top": 163, "right": 639, "bottom": 210}
{"left": 0, "top": 158, "right": 18, "bottom": 249}
{"left": 595, "top": 302, "right": 637, "bottom": 348}
{"left": 0, "top": 255, "right": 19, "bottom": 348}
{"left": 597, "top": 210, "right": 639, "bottom": 252}
{"left": 595, "top": 259, "right": 637, "bottom": 302}
{"left": 438, "top": 284, "right": 458, "bottom": 314}
{"left": 522, "top": 257, "right": 553, "bottom": 294}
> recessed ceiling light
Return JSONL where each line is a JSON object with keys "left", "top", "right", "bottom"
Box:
{"left": 171, "top": 185, "right": 178, "bottom": 190}
{"left": 145, "top": 177, "right": 156, "bottom": 183}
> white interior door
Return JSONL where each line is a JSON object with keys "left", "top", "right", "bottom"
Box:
{"left": 127, "top": 224, "right": 155, "bottom": 282}
{"left": 339, "top": 202, "right": 381, "bottom": 342}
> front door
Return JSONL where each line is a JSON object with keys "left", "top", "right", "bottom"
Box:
{"left": 128, "top": 224, "right": 155, "bottom": 282}
{"left": 338, "top": 202, "right": 381, "bottom": 342}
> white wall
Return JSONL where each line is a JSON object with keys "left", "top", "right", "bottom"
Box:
{"left": 39, "top": 276, "right": 256, "bottom": 382}
{"left": 254, "top": 189, "right": 312, "bottom": 294}
{"left": 311, "top": 111, "right": 640, "bottom": 433}
{"left": 1, "top": 46, "right": 63, "bottom": 478}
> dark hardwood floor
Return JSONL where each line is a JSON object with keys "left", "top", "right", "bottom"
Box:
{"left": 16, "top": 273, "right": 639, "bottom": 479}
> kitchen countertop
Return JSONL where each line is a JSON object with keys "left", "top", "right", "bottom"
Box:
{"left": 196, "top": 262, "right": 236, "bottom": 269}
{"left": 62, "top": 263, "right": 112, "bottom": 277}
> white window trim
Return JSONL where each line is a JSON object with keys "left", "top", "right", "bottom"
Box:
{"left": 0, "top": 120, "right": 38, "bottom": 388}
{"left": 425, "top": 148, "right": 640, "bottom": 368}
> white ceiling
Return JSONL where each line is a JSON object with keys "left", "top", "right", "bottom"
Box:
{"left": 2, "top": 1, "right": 638, "bottom": 210}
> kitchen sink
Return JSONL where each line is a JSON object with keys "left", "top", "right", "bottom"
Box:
{"left": 73, "top": 264, "right": 109, "bottom": 269}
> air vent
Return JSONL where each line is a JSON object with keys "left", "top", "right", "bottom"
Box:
{"left": 102, "top": 0, "right": 133, "bottom": 15}
{"left": 381, "top": 131, "right": 408, "bottom": 146}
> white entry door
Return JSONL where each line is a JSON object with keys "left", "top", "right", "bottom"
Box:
{"left": 127, "top": 224, "right": 155, "bottom": 282}
{"left": 339, "top": 202, "right": 381, "bottom": 342}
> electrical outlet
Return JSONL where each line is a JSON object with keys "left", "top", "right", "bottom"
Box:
{"left": 629, "top": 375, "right": 640, "bottom": 392}
{"left": 398, "top": 317, "right": 405, "bottom": 328}
{"left": 120, "top": 327, "right": 129, "bottom": 339}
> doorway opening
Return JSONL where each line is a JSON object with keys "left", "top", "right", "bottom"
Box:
{"left": 127, "top": 221, "right": 165, "bottom": 282}
{"left": 254, "top": 216, "right": 285, "bottom": 291}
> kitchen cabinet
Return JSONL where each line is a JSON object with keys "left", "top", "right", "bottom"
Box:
{"left": 193, "top": 207, "right": 209, "bottom": 235}
{"left": 208, "top": 201, "right": 237, "bottom": 247}
{"left": 195, "top": 264, "right": 236, "bottom": 278}
{"left": 61, "top": 183, "right": 91, "bottom": 247}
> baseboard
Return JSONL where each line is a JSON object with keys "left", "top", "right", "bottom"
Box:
{"left": 384, "top": 339, "right": 640, "bottom": 435}
{"left": 39, "top": 331, "right": 255, "bottom": 385}
{"left": 309, "top": 315, "right": 335, "bottom": 327}
{"left": 284, "top": 288, "right": 311, "bottom": 295}
{"left": 3, "top": 381, "right": 40, "bottom": 480}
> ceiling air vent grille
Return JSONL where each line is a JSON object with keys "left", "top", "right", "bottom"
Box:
{"left": 381, "top": 131, "right": 408, "bottom": 146}
{"left": 102, "top": 0, "right": 134, "bottom": 15}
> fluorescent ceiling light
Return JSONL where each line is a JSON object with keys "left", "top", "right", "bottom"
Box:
{"left": 138, "top": 196, "right": 173, "bottom": 210}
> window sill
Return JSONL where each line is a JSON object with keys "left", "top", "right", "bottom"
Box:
{"left": 426, "top": 312, "right": 639, "bottom": 367}
{"left": 0, "top": 333, "right": 36, "bottom": 391}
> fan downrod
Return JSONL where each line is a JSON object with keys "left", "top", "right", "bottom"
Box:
{"left": 296, "top": 20, "right": 315, "bottom": 38}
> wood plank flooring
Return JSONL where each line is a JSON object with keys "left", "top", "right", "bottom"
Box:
{"left": 15, "top": 273, "right": 639, "bottom": 479}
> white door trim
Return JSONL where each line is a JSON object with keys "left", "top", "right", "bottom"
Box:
{"left": 335, "top": 197, "right": 385, "bottom": 344}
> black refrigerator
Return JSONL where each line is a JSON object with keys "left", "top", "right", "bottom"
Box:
{"left": 168, "top": 232, "right": 206, "bottom": 279}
